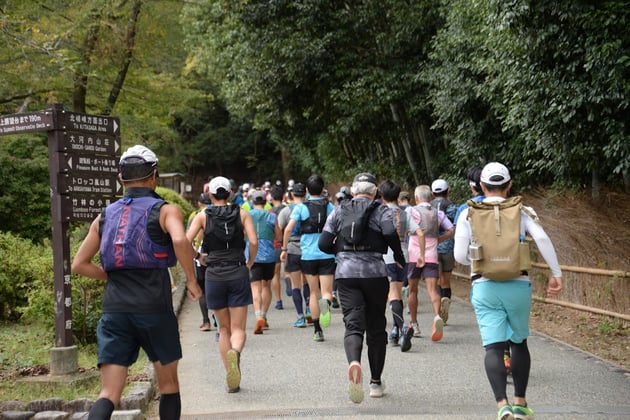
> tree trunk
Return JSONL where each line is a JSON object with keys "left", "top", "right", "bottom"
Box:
{"left": 415, "top": 121, "right": 433, "bottom": 181}
{"left": 281, "top": 147, "right": 290, "bottom": 185}
{"left": 103, "top": 0, "right": 142, "bottom": 115}
{"left": 73, "top": 8, "right": 101, "bottom": 113}
{"left": 389, "top": 103, "right": 421, "bottom": 186}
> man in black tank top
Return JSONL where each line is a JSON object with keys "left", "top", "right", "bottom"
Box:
{"left": 72, "top": 145, "right": 202, "bottom": 420}
{"left": 186, "top": 176, "right": 258, "bottom": 393}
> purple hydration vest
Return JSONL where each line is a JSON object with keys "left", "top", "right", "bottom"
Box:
{"left": 100, "top": 196, "right": 177, "bottom": 271}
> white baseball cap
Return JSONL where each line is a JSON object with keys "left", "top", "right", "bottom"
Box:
{"left": 120, "top": 145, "right": 158, "bottom": 165}
{"left": 481, "top": 162, "right": 511, "bottom": 185}
{"left": 208, "top": 176, "right": 232, "bottom": 194}
{"left": 431, "top": 179, "right": 449, "bottom": 193}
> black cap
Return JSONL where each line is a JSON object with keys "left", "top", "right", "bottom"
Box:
{"left": 353, "top": 172, "right": 377, "bottom": 186}
{"left": 292, "top": 183, "right": 306, "bottom": 197}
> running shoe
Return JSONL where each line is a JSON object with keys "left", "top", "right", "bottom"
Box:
{"left": 319, "top": 299, "right": 331, "bottom": 328}
{"left": 431, "top": 315, "right": 444, "bottom": 342}
{"left": 275, "top": 300, "right": 284, "bottom": 310}
{"left": 412, "top": 322, "right": 421, "bottom": 337}
{"left": 439, "top": 297, "right": 451, "bottom": 324}
{"left": 332, "top": 295, "right": 340, "bottom": 309}
{"left": 293, "top": 316, "right": 307, "bottom": 328}
{"left": 369, "top": 381, "right": 385, "bottom": 398}
{"left": 199, "top": 323, "right": 211, "bottom": 332}
{"left": 313, "top": 330, "right": 324, "bottom": 342}
{"left": 389, "top": 326, "right": 400, "bottom": 346}
{"left": 512, "top": 405, "right": 534, "bottom": 420}
{"left": 497, "top": 404, "right": 514, "bottom": 420}
{"left": 284, "top": 277, "right": 292, "bottom": 297}
{"left": 348, "top": 362, "right": 364, "bottom": 404}
{"left": 399, "top": 324, "right": 414, "bottom": 352}
{"left": 253, "top": 318, "right": 265, "bottom": 334}
{"left": 226, "top": 349, "right": 241, "bottom": 393}
{"left": 305, "top": 308, "right": 313, "bottom": 324}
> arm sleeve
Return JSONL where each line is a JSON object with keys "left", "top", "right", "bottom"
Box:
{"left": 319, "top": 209, "right": 338, "bottom": 254}
{"left": 453, "top": 208, "right": 471, "bottom": 265}
{"left": 525, "top": 214, "right": 562, "bottom": 277}
{"left": 318, "top": 230, "right": 336, "bottom": 254}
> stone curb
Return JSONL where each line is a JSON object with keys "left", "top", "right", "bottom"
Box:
{"left": 0, "top": 268, "right": 188, "bottom": 420}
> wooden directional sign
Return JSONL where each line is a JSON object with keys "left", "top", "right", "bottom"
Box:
{"left": 58, "top": 110, "right": 120, "bottom": 136}
{"left": 57, "top": 152, "right": 119, "bottom": 175}
{"left": 57, "top": 153, "right": 118, "bottom": 174}
{"left": 58, "top": 172, "right": 122, "bottom": 196}
{"left": 0, "top": 111, "right": 53, "bottom": 134}
{"left": 61, "top": 195, "right": 117, "bottom": 222}
{"left": 59, "top": 131, "right": 121, "bottom": 155}
{"left": 0, "top": 104, "right": 126, "bottom": 354}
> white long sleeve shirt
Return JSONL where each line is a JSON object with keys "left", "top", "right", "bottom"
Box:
{"left": 454, "top": 196, "right": 562, "bottom": 282}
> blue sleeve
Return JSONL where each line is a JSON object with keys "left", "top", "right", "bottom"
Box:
{"left": 290, "top": 203, "right": 304, "bottom": 221}
{"left": 454, "top": 203, "right": 467, "bottom": 226}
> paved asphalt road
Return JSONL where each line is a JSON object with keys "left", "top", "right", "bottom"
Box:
{"left": 174, "top": 282, "right": 630, "bottom": 419}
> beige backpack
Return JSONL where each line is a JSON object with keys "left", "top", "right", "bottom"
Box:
{"left": 467, "top": 196, "right": 536, "bottom": 281}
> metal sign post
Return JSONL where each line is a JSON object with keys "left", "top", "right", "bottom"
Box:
{"left": 0, "top": 103, "right": 121, "bottom": 375}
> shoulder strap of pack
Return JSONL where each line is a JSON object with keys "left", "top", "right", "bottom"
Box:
{"left": 468, "top": 196, "right": 525, "bottom": 237}
{"left": 393, "top": 206, "right": 408, "bottom": 239}
{"left": 414, "top": 204, "right": 438, "bottom": 233}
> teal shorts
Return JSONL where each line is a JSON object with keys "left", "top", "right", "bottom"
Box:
{"left": 470, "top": 280, "right": 532, "bottom": 347}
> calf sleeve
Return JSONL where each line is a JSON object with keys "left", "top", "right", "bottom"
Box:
{"left": 510, "top": 340, "right": 531, "bottom": 398}
{"left": 88, "top": 398, "right": 114, "bottom": 420}
{"left": 390, "top": 300, "right": 404, "bottom": 330}
{"left": 292, "top": 288, "right": 304, "bottom": 315}
{"left": 159, "top": 392, "right": 181, "bottom": 420}
{"left": 303, "top": 283, "right": 311, "bottom": 305}
{"left": 484, "top": 342, "right": 508, "bottom": 402}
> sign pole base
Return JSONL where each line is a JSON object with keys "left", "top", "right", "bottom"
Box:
{"left": 49, "top": 345, "right": 79, "bottom": 376}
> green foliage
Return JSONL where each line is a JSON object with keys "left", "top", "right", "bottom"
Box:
{"left": 156, "top": 186, "right": 195, "bottom": 220}
{"left": 181, "top": 0, "right": 444, "bottom": 184}
{"left": 597, "top": 318, "right": 624, "bottom": 335}
{"left": 429, "top": 0, "right": 629, "bottom": 188}
{"left": 0, "top": 320, "right": 55, "bottom": 369}
{"left": 2, "top": 0, "right": 628, "bottom": 215}
{"left": 12, "top": 226, "right": 104, "bottom": 345}
{"left": 0, "top": 233, "right": 52, "bottom": 321}
{"left": 0, "top": 136, "right": 51, "bottom": 243}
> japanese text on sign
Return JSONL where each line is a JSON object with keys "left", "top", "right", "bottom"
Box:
{"left": 0, "top": 112, "right": 52, "bottom": 134}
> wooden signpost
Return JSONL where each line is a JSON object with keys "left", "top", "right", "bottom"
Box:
{"left": 0, "top": 103, "right": 121, "bottom": 374}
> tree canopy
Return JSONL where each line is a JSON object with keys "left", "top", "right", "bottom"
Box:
{"left": 181, "top": 0, "right": 629, "bottom": 192}
{"left": 1, "top": 0, "right": 628, "bottom": 207}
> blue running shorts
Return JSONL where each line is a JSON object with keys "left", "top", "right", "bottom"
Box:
{"left": 470, "top": 280, "right": 532, "bottom": 346}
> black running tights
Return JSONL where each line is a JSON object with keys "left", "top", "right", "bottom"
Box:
{"left": 336, "top": 276, "right": 389, "bottom": 381}
{"left": 485, "top": 340, "right": 531, "bottom": 402}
